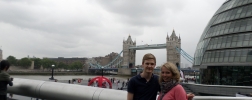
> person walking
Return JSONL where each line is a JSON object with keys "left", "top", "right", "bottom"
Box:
{"left": 0, "top": 60, "right": 13, "bottom": 100}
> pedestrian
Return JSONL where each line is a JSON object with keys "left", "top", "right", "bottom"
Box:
{"left": 0, "top": 60, "right": 13, "bottom": 100}
{"left": 157, "top": 62, "right": 190, "bottom": 100}
{"left": 127, "top": 53, "right": 194, "bottom": 100}
{"left": 68, "top": 80, "right": 71, "bottom": 84}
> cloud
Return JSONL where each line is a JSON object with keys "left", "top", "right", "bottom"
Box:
{"left": 0, "top": 0, "right": 226, "bottom": 66}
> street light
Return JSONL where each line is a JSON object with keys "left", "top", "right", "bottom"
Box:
{"left": 194, "top": 71, "right": 196, "bottom": 83}
{"left": 49, "top": 64, "right": 55, "bottom": 80}
{"left": 136, "top": 68, "right": 138, "bottom": 75}
{"left": 101, "top": 66, "right": 104, "bottom": 77}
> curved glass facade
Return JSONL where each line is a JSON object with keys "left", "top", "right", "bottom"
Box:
{"left": 194, "top": 0, "right": 252, "bottom": 86}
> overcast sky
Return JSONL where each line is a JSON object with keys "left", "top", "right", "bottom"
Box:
{"left": 0, "top": 0, "right": 226, "bottom": 67}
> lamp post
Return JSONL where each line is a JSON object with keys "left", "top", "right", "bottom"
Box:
{"left": 194, "top": 71, "right": 196, "bottom": 83}
{"left": 49, "top": 64, "right": 55, "bottom": 80}
{"left": 101, "top": 67, "right": 104, "bottom": 77}
{"left": 136, "top": 68, "right": 138, "bottom": 75}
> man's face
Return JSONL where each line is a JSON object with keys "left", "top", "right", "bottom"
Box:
{"left": 142, "top": 59, "right": 156, "bottom": 74}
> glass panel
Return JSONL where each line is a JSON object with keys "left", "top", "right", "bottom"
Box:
{"left": 246, "top": 5, "right": 252, "bottom": 17}
{"left": 234, "top": 21, "right": 241, "bottom": 32}
{"left": 240, "top": 20, "right": 247, "bottom": 32}
{"left": 249, "top": 34, "right": 252, "bottom": 46}
{"left": 217, "top": 37, "right": 222, "bottom": 48}
{"left": 207, "top": 52, "right": 211, "bottom": 63}
{"left": 230, "top": 9, "right": 237, "bottom": 20}
{"left": 224, "top": 50, "right": 230, "bottom": 62}
{"left": 240, "top": 6, "right": 248, "bottom": 18}
{"left": 211, "top": 51, "right": 215, "bottom": 63}
{"left": 229, "top": 50, "right": 235, "bottom": 62}
{"left": 225, "top": 11, "right": 231, "bottom": 21}
{"left": 242, "top": 0, "right": 248, "bottom": 5}
{"left": 212, "top": 38, "right": 218, "bottom": 49}
{"left": 234, "top": 50, "right": 241, "bottom": 62}
{"left": 226, "top": 36, "right": 232, "bottom": 48}
{"left": 246, "top": 49, "right": 252, "bottom": 62}
{"left": 243, "top": 41, "right": 249, "bottom": 46}
{"left": 235, "top": 8, "right": 242, "bottom": 19}
{"left": 219, "top": 51, "right": 224, "bottom": 62}
{"left": 224, "top": 22, "right": 231, "bottom": 34}
{"left": 221, "top": 36, "right": 227, "bottom": 48}
{"left": 231, "top": 35, "right": 238, "bottom": 47}
{"left": 241, "top": 49, "right": 248, "bottom": 62}
{"left": 229, "top": 22, "right": 235, "bottom": 33}
{"left": 236, "top": 34, "right": 244, "bottom": 47}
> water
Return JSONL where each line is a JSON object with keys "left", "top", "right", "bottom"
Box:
{"left": 11, "top": 75, "right": 128, "bottom": 80}
{"left": 9, "top": 75, "right": 129, "bottom": 100}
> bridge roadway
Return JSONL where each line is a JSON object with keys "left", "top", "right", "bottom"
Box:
{"left": 129, "top": 44, "right": 166, "bottom": 50}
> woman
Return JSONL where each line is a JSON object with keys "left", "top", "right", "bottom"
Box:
{"left": 158, "top": 62, "right": 188, "bottom": 100}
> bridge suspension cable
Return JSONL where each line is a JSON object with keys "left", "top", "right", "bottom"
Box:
{"left": 175, "top": 47, "right": 194, "bottom": 64}
{"left": 89, "top": 50, "right": 123, "bottom": 68}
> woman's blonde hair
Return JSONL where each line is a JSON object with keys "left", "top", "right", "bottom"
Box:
{"left": 159, "top": 62, "right": 180, "bottom": 84}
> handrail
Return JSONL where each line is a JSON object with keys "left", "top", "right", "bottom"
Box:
{"left": 7, "top": 78, "right": 127, "bottom": 100}
{"left": 192, "top": 96, "right": 252, "bottom": 100}
{"left": 7, "top": 78, "right": 252, "bottom": 100}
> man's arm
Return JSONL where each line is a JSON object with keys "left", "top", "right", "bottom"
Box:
{"left": 127, "top": 77, "right": 135, "bottom": 100}
{"left": 127, "top": 92, "right": 134, "bottom": 100}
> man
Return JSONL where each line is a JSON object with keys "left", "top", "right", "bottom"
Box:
{"left": 127, "top": 53, "right": 194, "bottom": 100}
{"left": 0, "top": 60, "right": 13, "bottom": 100}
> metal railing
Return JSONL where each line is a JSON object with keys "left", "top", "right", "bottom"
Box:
{"left": 7, "top": 78, "right": 126, "bottom": 100}
{"left": 192, "top": 96, "right": 252, "bottom": 100}
{"left": 7, "top": 78, "right": 252, "bottom": 100}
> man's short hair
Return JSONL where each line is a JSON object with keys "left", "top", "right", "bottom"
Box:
{"left": 142, "top": 53, "right": 156, "bottom": 64}
{"left": 0, "top": 60, "right": 10, "bottom": 70}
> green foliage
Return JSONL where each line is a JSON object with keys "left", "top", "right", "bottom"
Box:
{"left": 18, "top": 58, "right": 32, "bottom": 68}
{"left": 70, "top": 61, "right": 83, "bottom": 71}
{"left": 30, "top": 58, "right": 42, "bottom": 69}
{"left": 6, "top": 56, "right": 17, "bottom": 66}
{"left": 40, "top": 58, "right": 56, "bottom": 69}
{"left": 57, "top": 62, "right": 69, "bottom": 69}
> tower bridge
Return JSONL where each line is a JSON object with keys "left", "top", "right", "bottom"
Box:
{"left": 88, "top": 30, "right": 195, "bottom": 75}
{"left": 122, "top": 29, "right": 181, "bottom": 68}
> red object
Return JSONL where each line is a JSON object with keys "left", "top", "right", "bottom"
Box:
{"left": 88, "top": 76, "right": 112, "bottom": 89}
{"left": 78, "top": 79, "right": 81, "bottom": 83}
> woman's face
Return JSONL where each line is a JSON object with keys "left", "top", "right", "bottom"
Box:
{"left": 161, "top": 66, "right": 173, "bottom": 82}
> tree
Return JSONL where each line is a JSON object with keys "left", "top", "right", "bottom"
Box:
{"left": 57, "top": 62, "right": 68, "bottom": 71}
{"left": 30, "top": 58, "right": 42, "bottom": 69}
{"left": 6, "top": 56, "right": 17, "bottom": 66}
{"left": 70, "top": 61, "right": 83, "bottom": 71}
{"left": 18, "top": 58, "right": 32, "bottom": 68}
{"left": 40, "top": 58, "right": 56, "bottom": 71}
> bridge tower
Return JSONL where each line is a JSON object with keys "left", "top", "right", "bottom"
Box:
{"left": 166, "top": 29, "right": 181, "bottom": 68}
{"left": 122, "top": 35, "right": 136, "bottom": 68}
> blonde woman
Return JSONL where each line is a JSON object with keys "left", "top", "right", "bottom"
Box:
{"left": 157, "top": 62, "right": 189, "bottom": 100}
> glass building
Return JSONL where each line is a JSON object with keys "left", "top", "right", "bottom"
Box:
{"left": 194, "top": 0, "right": 252, "bottom": 86}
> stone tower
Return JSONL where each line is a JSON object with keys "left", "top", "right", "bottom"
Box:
{"left": 122, "top": 35, "right": 136, "bottom": 68}
{"left": 0, "top": 48, "right": 2, "bottom": 61}
{"left": 166, "top": 30, "right": 181, "bottom": 68}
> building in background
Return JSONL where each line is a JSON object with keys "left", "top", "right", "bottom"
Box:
{"left": 193, "top": 0, "right": 252, "bottom": 86}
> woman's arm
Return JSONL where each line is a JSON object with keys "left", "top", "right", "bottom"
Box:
{"left": 174, "top": 85, "right": 187, "bottom": 100}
